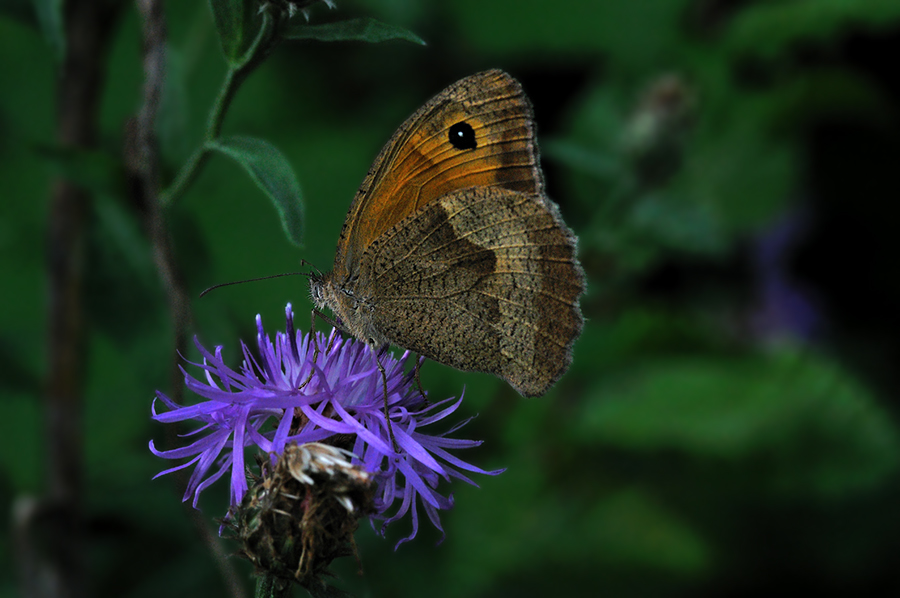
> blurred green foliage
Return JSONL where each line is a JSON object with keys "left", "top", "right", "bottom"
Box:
{"left": 2, "top": 0, "right": 900, "bottom": 596}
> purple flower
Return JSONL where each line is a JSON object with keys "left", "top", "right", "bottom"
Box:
{"left": 150, "top": 303, "right": 502, "bottom": 546}
{"left": 749, "top": 210, "right": 820, "bottom": 342}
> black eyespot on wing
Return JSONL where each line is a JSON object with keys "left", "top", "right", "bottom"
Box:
{"left": 448, "top": 122, "right": 477, "bottom": 150}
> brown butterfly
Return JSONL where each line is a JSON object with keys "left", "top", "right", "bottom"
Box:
{"left": 310, "top": 70, "right": 584, "bottom": 397}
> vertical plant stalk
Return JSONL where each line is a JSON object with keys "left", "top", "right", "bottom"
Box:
{"left": 131, "top": 0, "right": 189, "bottom": 402}
{"left": 38, "top": 2, "right": 120, "bottom": 598}
{"left": 129, "top": 2, "right": 246, "bottom": 598}
{"left": 160, "top": 12, "right": 275, "bottom": 207}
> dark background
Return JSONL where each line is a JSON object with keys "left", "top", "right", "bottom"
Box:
{"left": 3, "top": 0, "right": 900, "bottom": 596}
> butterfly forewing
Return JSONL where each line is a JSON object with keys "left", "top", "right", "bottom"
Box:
{"left": 332, "top": 70, "right": 543, "bottom": 282}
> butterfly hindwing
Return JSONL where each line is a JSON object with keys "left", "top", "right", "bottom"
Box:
{"left": 356, "top": 186, "right": 584, "bottom": 397}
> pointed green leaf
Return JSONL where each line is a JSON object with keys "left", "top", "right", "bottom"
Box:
{"left": 208, "top": 0, "right": 259, "bottom": 62}
{"left": 284, "top": 17, "right": 426, "bottom": 45}
{"left": 575, "top": 350, "right": 900, "bottom": 498}
{"left": 207, "top": 136, "right": 304, "bottom": 247}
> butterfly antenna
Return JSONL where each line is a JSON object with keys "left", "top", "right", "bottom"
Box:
{"left": 199, "top": 272, "right": 312, "bottom": 298}
{"left": 300, "top": 258, "right": 323, "bottom": 278}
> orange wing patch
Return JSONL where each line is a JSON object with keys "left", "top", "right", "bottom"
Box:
{"left": 331, "top": 70, "right": 543, "bottom": 282}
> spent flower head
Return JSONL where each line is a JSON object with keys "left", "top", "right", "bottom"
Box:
{"left": 150, "top": 303, "right": 502, "bottom": 547}
{"left": 227, "top": 442, "right": 376, "bottom": 590}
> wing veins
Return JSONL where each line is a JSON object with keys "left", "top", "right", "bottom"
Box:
{"left": 385, "top": 105, "right": 530, "bottom": 185}
{"left": 445, "top": 298, "right": 569, "bottom": 351}
{"left": 370, "top": 192, "right": 531, "bottom": 282}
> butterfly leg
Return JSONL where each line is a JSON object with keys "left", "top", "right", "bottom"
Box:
{"left": 374, "top": 346, "right": 399, "bottom": 453}
{"left": 412, "top": 353, "right": 428, "bottom": 404}
{"left": 298, "top": 308, "right": 342, "bottom": 391}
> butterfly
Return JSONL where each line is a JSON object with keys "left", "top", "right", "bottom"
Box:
{"left": 310, "top": 70, "right": 584, "bottom": 397}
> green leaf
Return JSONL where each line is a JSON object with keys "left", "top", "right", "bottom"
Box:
{"left": 0, "top": 336, "right": 40, "bottom": 393}
{"left": 725, "top": 0, "right": 900, "bottom": 60}
{"left": 567, "top": 311, "right": 723, "bottom": 380}
{"left": 207, "top": 136, "right": 304, "bottom": 247}
{"left": 677, "top": 122, "right": 795, "bottom": 233}
{"left": 575, "top": 350, "right": 900, "bottom": 498}
{"left": 625, "top": 193, "right": 725, "bottom": 256}
{"left": 447, "top": 0, "right": 691, "bottom": 69}
{"left": 444, "top": 467, "right": 709, "bottom": 596}
{"left": 0, "top": 0, "right": 38, "bottom": 27}
{"left": 31, "top": 0, "right": 64, "bottom": 63}
{"left": 284, "top": 17, "right": 426, "bottom": 45}
{"left": 542, "top": 139, "right": 622, "bottom": 180}
{"left": 208, "top": 0, "right": 259, "bottom": 63}
{"left": 86, "top": 195, "right": 162, "bottom": 346}
{"left": 581, "top": 489, "right": 709, "bottom": 574}
{"left": 157, "top": 46, "right": 190, "bottom": 161}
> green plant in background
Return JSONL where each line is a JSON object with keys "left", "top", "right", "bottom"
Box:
{"left": 3, "top": 0, "right": 900, "bottom": 597}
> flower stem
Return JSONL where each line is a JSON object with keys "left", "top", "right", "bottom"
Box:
{"left": 255, "top": 574, "right": 291, "bottom": 598}
{"left": 160, "top": 13, "right": 276, "bottom": 207}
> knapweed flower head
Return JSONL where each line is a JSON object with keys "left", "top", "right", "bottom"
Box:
{"left": 228, "top": 442, "right": 376, "bottom": 588}
{"left": 150, "top": 303, "right": 501, "bottom": 547}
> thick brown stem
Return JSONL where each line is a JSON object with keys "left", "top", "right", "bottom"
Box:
{"left": 36, "top": 2, "right": 120, "bottom": 598}
{"left": 128, "top": 0, "right": 192, "bottom": 408}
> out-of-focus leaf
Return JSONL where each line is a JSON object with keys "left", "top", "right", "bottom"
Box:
{"left": 576, "top": 350, "right": 900, "bottom": 498}
{"left": 441, "top": 470, "right": 709, "bottom": 596}
{"left": 208, "top": 0, "right": 259, "bottom": 63}
{"left": 0, "top": 0, "right": 37, "bottom": 27}
{"left": 676, "top": 126, "right": 795, "bottom": 233}
{"left": 284, "top": 17, "right": 425, "bottom": 45}
{"left": 725, "top": 0, "right": 900, "bottom": 59}
{"left": 0, "top": 337, "right": 40, "bottom": 393}
{"left": 169, "top": 205, "right": 213, "bottom": 298}
{"left": 31, "top": 0, "right": 64, "bottom": 63}
{"left": 567, "top": 312, "right": 725, "bottom": 382}
{"left": 626, "top": 193, "right": 725, "bottom": 255}
{"left": 581, "top": 188, "right": 727, "bottom": 269}
{"left": 543, "top": 139, "right": 622, "bottom": 180}
{"left": 581, "top": 489, "right": 709, "bottom": 574}
{"left": 559, "top": 82, "right": 626, "bottom": 152}
{"left": 157, "top": 45, "right": 190, "bottom": 161}
{"left": 37, "top": 146, "right": 125, "bottom": 198}
{"left": 561, "top": 75, "right": 795, "bottom": 241}
{"left": 207, "top": 136, "right": 304, "bottom": 247}
{"left": 86, "top": 195, "right": 161, "bottom": 345}
{"left": 769, "top": 68, "right": 892, "bottom": 129}
{"left": 550, "top": 81, "right": 633, "bottom": 225}
{"left": 448, "top": 0, "right": 692, "bottom": 68}
{"left": 0, "top": 390, "right": 42, "bottom": 490}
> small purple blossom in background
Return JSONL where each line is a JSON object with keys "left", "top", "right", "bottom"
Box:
{"left": 150, "top": 303, "right": 502, "bottom": 546}
{"left": 749, "top": 210, "right": 820, "bottom": 343}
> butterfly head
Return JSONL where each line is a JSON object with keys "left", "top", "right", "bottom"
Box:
{"left": 308, "top": 272, "right": 327, "bottom": 311}
{"left": 309, "top": 272, "right": 387, "bottom": 348}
